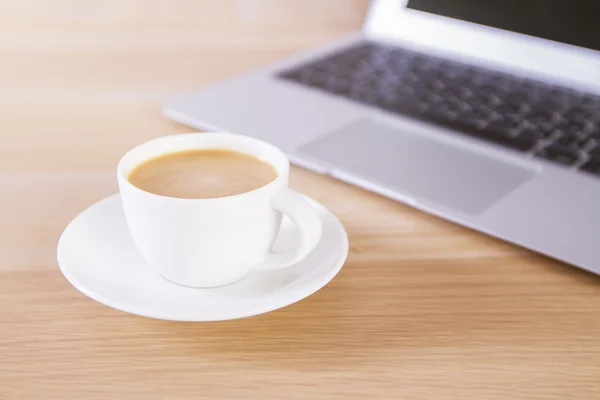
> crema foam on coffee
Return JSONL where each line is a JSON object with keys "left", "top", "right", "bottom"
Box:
{"left": 128, "top": 149, "right": 278, "bottom": 199}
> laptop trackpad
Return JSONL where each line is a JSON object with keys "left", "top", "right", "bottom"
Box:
{"left": 298, "top": 119, "right": 536, "bottom": 215}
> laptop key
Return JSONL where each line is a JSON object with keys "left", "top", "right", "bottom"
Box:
{"left": 587, "top": 145, "right": 600, "bottom": 159}
{"left": 487, "top": 115, "right": 523, "bottom": 132}
{"left": 445, "top": 119, "right": 538, "bottom": 151}
{"left": 535, "top": 144, "right": 581, "bottom": 166}
{"left": 481, "top": 130, "right": 537, "bottom": 151}
{"left": 325, "top": 78, "right": 352, "bottom": 95}
{"left": 580, "top": 157, "right": 600, "bottom": 176}
{"left": 553, "top": 135, "right": 585, "bottom": 151}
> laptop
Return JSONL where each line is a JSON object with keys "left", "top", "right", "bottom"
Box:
{"left": 164, "top": 0, "right": 600, "bottom": 275}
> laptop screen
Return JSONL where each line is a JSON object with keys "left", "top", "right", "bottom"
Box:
{"left": 407, "top": 0, "right": 600, "bottom": 52}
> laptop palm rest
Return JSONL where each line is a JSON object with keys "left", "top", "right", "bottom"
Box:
{"left": 298, "top": 119, "right": 536, "bottom": 215}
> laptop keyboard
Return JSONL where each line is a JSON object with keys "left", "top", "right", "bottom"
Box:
{"left": 278, "top": 42, "right": 600, "bottom": 178}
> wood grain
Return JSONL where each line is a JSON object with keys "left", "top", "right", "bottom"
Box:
{"left": 1, "top": 1, "right": 599, "bottom": 399}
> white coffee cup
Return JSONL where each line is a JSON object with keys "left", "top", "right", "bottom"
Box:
{"left": 117, "top": 133, "right": 322, "bottom": 288}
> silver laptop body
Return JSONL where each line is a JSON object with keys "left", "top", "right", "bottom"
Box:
{"left": 164, "top": 0, "right": 600, "bottom": 275}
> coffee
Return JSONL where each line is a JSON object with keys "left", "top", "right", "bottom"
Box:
{"left": 128, "top": 149, "right": 278, "bottom": 199}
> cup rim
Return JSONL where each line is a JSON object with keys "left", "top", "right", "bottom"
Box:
{"left": 117, "top": 132, "right": 290, "bottom": 202}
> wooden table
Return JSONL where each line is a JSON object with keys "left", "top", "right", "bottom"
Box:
{"left": 1, "top": 2, "right": 599, "bottom": 399}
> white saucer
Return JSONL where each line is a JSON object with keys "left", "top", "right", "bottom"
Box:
{"left": 57, "top": 194, "right": 348, "bottom": 321}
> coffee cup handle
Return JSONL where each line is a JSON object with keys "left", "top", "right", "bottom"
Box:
{"left": 256, "top": 188, "right": 323, "bottom": 270}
